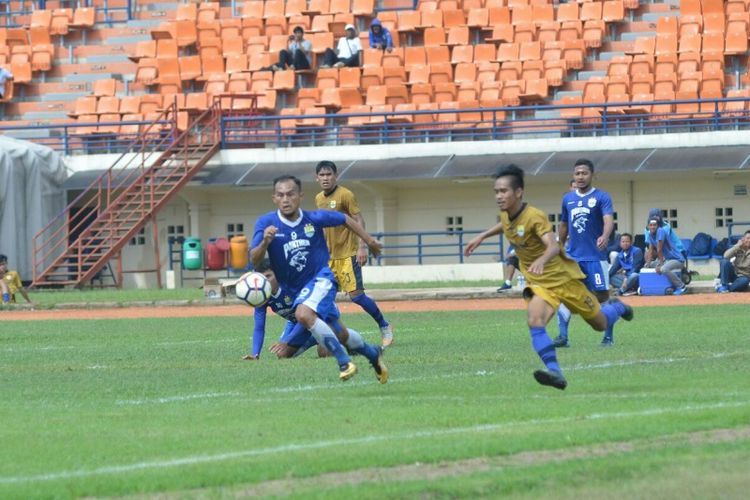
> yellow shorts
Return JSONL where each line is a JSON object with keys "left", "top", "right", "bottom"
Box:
{"left": 525, "top": 280, "right": 601, "bottom": 321}
{"left": 329, "top": 256, "right": 363, "bottom": 294}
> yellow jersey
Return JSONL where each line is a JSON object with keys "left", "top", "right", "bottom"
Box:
{"left": 315, "top": 185, "right": 361, "bottom": 259}
{"left": 500, "top": 204, "right": 585, "bottom": 288}
{"left": 2, "top": 270, "right": 23, "bottom": 299}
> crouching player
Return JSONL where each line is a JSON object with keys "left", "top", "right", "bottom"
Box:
{"left": 464, "top": 165, "right": 634, "bottom": 390}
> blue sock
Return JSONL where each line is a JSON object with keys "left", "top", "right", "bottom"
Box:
{"left": 351, "top": 293, "right": 388, "bottom": 328}
{"left": 343, "top": 328, "right": 379, "bottom": 363}
{"left": 530, "top": 326, "right": 561, "bottom": 373}
{"left": 557, "top": 304, "right": 571, "bottom": 339}
{"left": 2, "top": 293, "right": 9, "bottom": 304}
{"left": 601, "top": 303, "right": 623, "bottom": 332}
{"left": 308, "top": 318, "right": 350, "bottom": 367}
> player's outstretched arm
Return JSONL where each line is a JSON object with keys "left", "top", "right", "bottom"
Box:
{"left": 464, "top": 222, "right": 503, "bottom": 257}
{"left": 343, "top": 215, "right": 382, "bottom": 257}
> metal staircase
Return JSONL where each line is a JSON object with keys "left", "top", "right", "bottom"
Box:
{"left": 32, "top": 102, "right": 221, "bottom": 288}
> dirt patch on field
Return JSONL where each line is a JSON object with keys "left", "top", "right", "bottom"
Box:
{"left": 1, "top": 291, "right": 749, "bottom": 321}
{"left": 136, "top": 426, "right": 750, "bottom": 499}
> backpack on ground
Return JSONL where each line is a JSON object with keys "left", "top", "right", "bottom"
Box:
{"left": 688, "top": 232, "right": 712, "bottom": 256}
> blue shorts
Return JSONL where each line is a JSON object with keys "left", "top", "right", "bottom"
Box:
{"left": 292, "top": 269, "right": 341, "bottom": 324}
{"left": 577, "top": 260, "right": 610, "bottom": 292}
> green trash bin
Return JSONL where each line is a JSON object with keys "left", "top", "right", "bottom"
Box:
{"left": 182, "top": 237, "right": 203, "bottom": 270}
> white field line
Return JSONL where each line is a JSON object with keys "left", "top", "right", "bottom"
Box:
{"left": 1, "top": 400, "right": 747, "bottom": 485}
{"left": 115, "top": 392, "right": 242, "bottom": 406}
{"left": 570, "top": 351, "right": 747, "bottom": 371}
{"left": 0, "top": 338, "right": 239, "bottom": 353}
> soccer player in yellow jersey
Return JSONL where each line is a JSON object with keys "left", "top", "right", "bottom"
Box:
{"left": 314, "top": 161, "right": 394, "bottom": 347}
{"left": 464, "top": 165, "right": 633, "bottom": 390}
{"left": 0, "top": 254, "right": 32, "bottom": 305}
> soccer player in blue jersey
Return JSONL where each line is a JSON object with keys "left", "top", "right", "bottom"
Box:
{"left": 555, "top": 159, "right": 617, "bottom": 347}
{"left": 250, "top": 175, "right": 388, "bottom": 382}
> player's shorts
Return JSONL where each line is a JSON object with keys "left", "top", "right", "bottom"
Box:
{"left": 293, "top": 268, "right": 341, "bottom": 324}
{"left": 329, "top": 255, "right": 363, "bottom": 294}
{"left": 577, "top": 260, "right": 610, "bottom": 293}
{"left": 524, "top": 280, "right": 601, "bottom": 321}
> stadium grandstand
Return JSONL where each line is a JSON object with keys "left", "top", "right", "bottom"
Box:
{"left": 0, "top": 0, "right": 748, "bottom": 288}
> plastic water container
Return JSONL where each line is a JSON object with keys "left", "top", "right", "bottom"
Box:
{"left": 182, "top": 238, "right": 203, "bottom": 270}
{"left": 206, "top": 237, "right": 229, "bottom": 270}
{"left": 229, "top": 235, "right": 249, "bottom": 270}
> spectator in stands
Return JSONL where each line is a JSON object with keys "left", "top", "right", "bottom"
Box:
{"left": 497, "top": 246, "right": 519, "bottom": 292}
{"left": 0, "top": 67, "right": 13, "bottom": 100}
{"left": 321, "top": 24, "right": 362, "bottom": 69}
{"left": 0, "top": 254, "right": 32, "bottom": 305}
{"left": 643, "top": 217, "right": 687, "bottom": 295}
{"left": 273, "top": 26, "right": 312, "bottom": 71}
{"left": 610, "top": 233, "right": 644, "bottom": 296}
{"left": 368, "top": 19, "right": 393, "bottom": 52}
{"left": 716, "top": 229, "right": 750, "bottom": 293}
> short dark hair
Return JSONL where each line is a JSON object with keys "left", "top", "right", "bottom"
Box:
{"left": 272, "top": 175, "right": 302, "bottom": 192}
{"left": 744, "top": 229, "right": 750, "bottom": 236}
{"left": 0, "top": 254, "right": 6, "bottom": 264}
{"left": 574, "top": 158, "right": 594, "bottom": 173}
{"left": 315, "top": 160, "right": 337, "bottom": 174}
{"left": 620, "top": 233, "right": 633, "bottom": 241}
{"left": 254, "top": 258, "right": 272, "bottom": 273}
{"left": 293, "top": 26, "right": 304, "bottom": 34}
{"left": 494, "top": 164, "right": 524, "bottom": 190}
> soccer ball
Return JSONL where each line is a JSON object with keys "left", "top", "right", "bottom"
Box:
{"left": 235, "top": 272, "right": 272, "bottom": 307}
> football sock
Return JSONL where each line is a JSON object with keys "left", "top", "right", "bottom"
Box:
{"left": 601, "top": 302, "right": 624, "bottom": 331}
{"left": 530, "top": 326, "right": 561, "bottom": 373}
{"left": 557, "top": 304, "right": 571, "bottom": 339}
{"left": 309, "top": 318, "right": 350, "bottom": 366}
{"left": 292, "top": 335, "right": 318, "bottom": 357}
{"left": 351, "top": 293, "right": 389, "bottom": 328}
{"left": 343, "top": 328, "right": 380, "bottom": 363}
{"left": 2, "top": 293, "right": 9, "bottom": 303}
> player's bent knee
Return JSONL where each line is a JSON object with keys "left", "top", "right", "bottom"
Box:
{"left": 294, "top": 306, "right": 317, "bottom": 328}
{"left": 586, "top": 313, "right": 607, "bottom": 332}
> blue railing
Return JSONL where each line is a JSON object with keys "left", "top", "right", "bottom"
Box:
{"left": 0, "top": 118, "right": 173, "bottom": 155}
{"left": 728, "top": 221, "right": 750, "bottom": 244}
{"left": 220, "top": 96, "right": 750, "bottom": 149}
{"left": 368, "top": 230, "right": 506, "bottom": 265}
{"left": 3, "top": 96, "right": 750, "bottom": 155}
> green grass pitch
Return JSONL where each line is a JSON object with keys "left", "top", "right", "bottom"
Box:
{"left": 1, "top": 304, "right": 749, "bottom": 498}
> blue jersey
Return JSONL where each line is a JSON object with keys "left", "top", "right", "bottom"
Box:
{"left": 561, "top": 187, "right": 614, "bottom": 261}
{"left": 646, "top": 227, "right": 684, "bottom": 261}
{"left": 252, "top": 209, "right": 346, "bottom": 294}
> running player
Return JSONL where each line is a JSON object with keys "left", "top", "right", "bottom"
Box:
{"left": 314, "top": 160, "right": 394, "bottom": 347}
{"left": 464, "top": 164, "right": 633, "bottom": 390}
{"left": 250, "top": 175, "right": 387, "bottom": 382}
{"left": 555, "top": 159, "right": 616, "bottom": 347}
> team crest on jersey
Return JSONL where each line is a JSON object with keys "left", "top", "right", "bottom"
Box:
{"left": 587, "top": 197, "right": 597, "bottom": 208}
{"left": 329, "top": 200, "right": 337, "bottom": 209}
{"left": 283, "top": 295, "right": 292, "bottom": 305}
{"left": 304, "top": 223, "right": 315, "bottom": 237}
{"left": 516, "top": 225, "right": 525, "bottom": 237}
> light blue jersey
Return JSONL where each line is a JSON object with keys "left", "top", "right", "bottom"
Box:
{"left": 252, "top": 208, "right": 346, "bottom": 295}
{"left": 646, "top": 227, "right": 684, "bottom": 262}
{"left": 561, "top": 187, "right": 614, "bottom": 261}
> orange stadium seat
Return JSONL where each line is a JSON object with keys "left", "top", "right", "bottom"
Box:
{"left": 51, "top": 8, "right": 72, "bottom": 36}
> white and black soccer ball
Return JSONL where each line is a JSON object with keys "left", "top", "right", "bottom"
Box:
{"left": 235, "top": 272, "right": 272, "bottom": 307}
